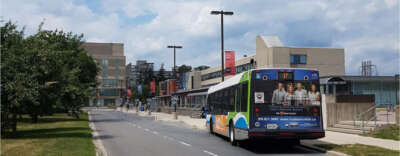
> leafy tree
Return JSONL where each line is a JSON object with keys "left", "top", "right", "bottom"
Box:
{"left": 177, "top": 64, "right": 192, "bottom": 73}
{"left": 194, "top": 65, "right": 210, "bottom": 71}
{"left": 157, "top": 63, "right": 166, "bottom": 82}
{"left": 1, "top": 21, "right": 98, "bottom": 134}
{"left": 1, "top": 21, "right": 40, "bottom": 134}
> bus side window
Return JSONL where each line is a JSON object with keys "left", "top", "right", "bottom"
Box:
{"left": 241, "top": 82, "right": 248, "bottom": 112}
{"left": 229, "top": 87, "right": 235, "bottom": 112}
{"left": 235, "top": 85, "right": 241, "bottom": 112}
{"left": 208, "top": 94, "right": 213, "bottom": 114}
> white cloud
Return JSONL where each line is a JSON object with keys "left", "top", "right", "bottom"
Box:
{"left": 2, "top": 0, "right": 398, "bottom": 75}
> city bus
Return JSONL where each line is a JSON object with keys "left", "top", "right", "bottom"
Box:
{"left": 205, "top": 68, "right": 324, "bottom": 145}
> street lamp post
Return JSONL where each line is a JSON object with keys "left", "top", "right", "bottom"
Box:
{"left": 167, "top": 45, "right": 182, "bottom": 120}
{"left": 211, "top": 10, "right": 233, "bottom": 82}
{"left": 167, "top": 45, "right": 183, "bottom": 79}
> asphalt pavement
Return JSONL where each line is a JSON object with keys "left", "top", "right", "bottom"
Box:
{"left": 89, "top": 108, "right": 326, "bottom": 156}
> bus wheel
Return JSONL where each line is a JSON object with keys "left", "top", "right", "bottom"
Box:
{"left": 209, "top": 120, "right": 214, "bottom": 135}
{"left": 229, "top": 124, "right": 237, "bottom": 146}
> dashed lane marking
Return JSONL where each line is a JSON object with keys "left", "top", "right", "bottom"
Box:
{"left": 145, "top": 128, "right": 150, "bottom": 132}
{"left": 203, "top": 150, "right": 218, "bottom": 156}
{"left": 179, "top": 141, "right": 192, "bottom": 147}
{"left": 152, "top": 131, "right": 159, "bottom": 135}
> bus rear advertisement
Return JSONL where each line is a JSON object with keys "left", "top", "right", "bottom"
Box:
{"left": 206, "top": 68, "right": 324, "bottom": 145}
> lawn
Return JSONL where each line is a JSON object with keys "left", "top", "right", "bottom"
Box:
{"left": 316, "top": 144, "right": 400, "bottom": 156}
{"left": 364, "top": 124, "right": 399, "bottom": 141}
{"left": 1, "top": 113, "right": 96, "bottom": 156}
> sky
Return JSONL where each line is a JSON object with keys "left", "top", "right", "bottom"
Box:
{"left": 2, "top": 0, "right": 399, "bottom": 76}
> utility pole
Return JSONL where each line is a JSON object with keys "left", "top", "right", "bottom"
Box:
{"left": 211, "top": 10, "right": 234, "bottom": 82}
{"left": 167, "top": 45, "right": 182, "bottom": 79}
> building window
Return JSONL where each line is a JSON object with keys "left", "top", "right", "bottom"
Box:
{"left": 102, "top": 59, "right": 108, "bottom": 66}
{"left": 100, "top": 89, "right": 119, "bottom": 96}
{"left": 102, "top": 69, "right": 108, "bottom": 77}
{"left": 115, "top": 69, "right": 120, "bottom": 76}
{"left": 114, "top": 60, "right": 120, "bottom": 67}
{"left": 290, "top": 55, "right": 307, "bottom": 65}
{"left": 102, "top": 79, "right": 119, "bottom": 87}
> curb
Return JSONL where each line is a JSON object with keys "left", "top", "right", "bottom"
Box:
{"left": 88, "top": 111, "right": 109, "bottom": 156}
{"left": 327, "top": 150, "right": 350, "bottom": 156}
{"left": 301, "top": 143, "right": 349, "bottom": 156}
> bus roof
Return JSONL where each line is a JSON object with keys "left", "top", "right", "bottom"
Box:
{"left": 207, "top": 68, "right": 319, "bottom": 94}
{"left": 208, "top": 72, "right": 245, "bottom": 94}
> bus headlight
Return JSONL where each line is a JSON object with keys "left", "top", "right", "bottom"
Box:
{"left": 255, "top": 122, "right": 260, "bottom": 127}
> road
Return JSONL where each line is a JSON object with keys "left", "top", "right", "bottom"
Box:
{"left": 89, "top": 109, "right": 326, "bottom": 156}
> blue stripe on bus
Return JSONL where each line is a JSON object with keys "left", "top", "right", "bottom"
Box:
{"left": 234, "top": 117, "right": 248, "bottom": 130}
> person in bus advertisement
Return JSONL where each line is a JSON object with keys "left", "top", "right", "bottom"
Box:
{"left": 294, "top": 82, "right": 308, "bottom": 106}
{"left": 308, "top": 83, "right": 321, "bottom": 106}
{"left": 283, "top": 84, "right": 296, "bottom": 106}
{"left": 271, "top": 82, "right": 286, "bottom": 105}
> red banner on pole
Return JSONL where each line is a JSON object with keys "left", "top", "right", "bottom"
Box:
{"left": 150, "top": 81, "right": 156, "bottom": 93}
{"left": 225, "top": 51, "right": 236, "bottom": 76}
{"left": 127, "top": 89, "right": 132, "bottom": 97}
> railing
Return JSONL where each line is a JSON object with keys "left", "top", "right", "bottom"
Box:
{"left": 353, "top": 105, "right": 377, "bottom": 134}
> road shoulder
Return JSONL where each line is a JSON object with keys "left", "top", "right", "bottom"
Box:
{"left": 88, "top": 111, "right": 109, "bottom": 156}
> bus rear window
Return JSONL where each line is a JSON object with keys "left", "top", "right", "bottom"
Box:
{"left": 252, "top": 80, "right": 321, "bottom": 116}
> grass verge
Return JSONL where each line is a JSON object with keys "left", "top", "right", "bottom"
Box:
{"left": 1, "top": 113, "right": 96, "bottom": 156}
{"left": 315, "top": 144, "right": 400, "bottom": 156}
{"left": 364, "top": 124, "right": 399, "bottom": 141}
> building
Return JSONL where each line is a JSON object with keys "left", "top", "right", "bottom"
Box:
{"left": 320, "top": 75, "right": 399, "bottom": 107}
{"left": 135, "top": 60, "right": 154, "bottom": 84}
{"left": 126, "top": 60, "right": 155, "bottom": 88}
{"left": 152, "top": 35, "right": 345, "bottom": 111}
{"left": 187, "top": 35, "right": 345, "bottom": 88}
{"left": 125, "top": 63, "right": 137, "bottom": 88}
{"left": 82, "top": 42, "right": 126, "bottom": 106}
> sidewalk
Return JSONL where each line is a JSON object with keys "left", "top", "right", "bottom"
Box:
{"left": 117, "top": 108, "right": 399, "bottom": 151}
{"left": 303, "top": 130, "right": 400, "bottom": 151}
{"left": 118, "top": 108, "right": 206, "bottom": 130}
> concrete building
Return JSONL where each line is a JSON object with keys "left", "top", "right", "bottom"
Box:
{"left": 195, "top": 36, "right": 345, "bottom": 87}
{"left": 151, "top": 35, "right": 345, "bottom": 112}
{"left": 82, "top": 42, "right": 126, "bottom": 106}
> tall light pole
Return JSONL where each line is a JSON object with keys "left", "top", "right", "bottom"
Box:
{"left": 211, "top": 10, "right": 234, "bottom": 82}
{"left": 167, "top": 45, "right": 182, "bottom": 79}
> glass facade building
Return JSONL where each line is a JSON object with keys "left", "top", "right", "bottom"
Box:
{"left": 320, "top": 76, "right": 399, "bottom": 107}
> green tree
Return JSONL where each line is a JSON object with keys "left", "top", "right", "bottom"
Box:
{"left": 157, "top": 63, "right": 166, "bottom": 82}
{"left": 1, "top": 21, "right": 98, "bottom": 134}
{"left": 28, "top": 28, "right": 98, "bottom": 119}
{"left": 177, "top": 64, "right": 192, "bottom": 73}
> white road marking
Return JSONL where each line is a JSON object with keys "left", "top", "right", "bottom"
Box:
{"left": 145, "top": 128, "right": 150, "bottom": 132}
{"left": 152, "top": 131, "right": 159, "bottom": 135}
{"left": 203, "top": 150, "right": 218, "bottom": 156}
{"left": 179, "top": 141, "right": 192, "bottom": 147}
{"left": 137, "top": 126, "right": 142, "bottom": 128}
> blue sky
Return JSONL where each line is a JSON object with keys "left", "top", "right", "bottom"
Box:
{"left": 2, "top": 0, "right": 399, "bottom": 75}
